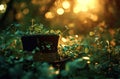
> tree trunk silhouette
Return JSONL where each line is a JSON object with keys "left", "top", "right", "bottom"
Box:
{"left": 0, "top": 0, "right": 19, "bottom": 30}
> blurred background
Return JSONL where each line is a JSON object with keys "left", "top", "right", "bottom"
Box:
{"left": 0, "top": 0, "right": 120, "bottom": 34}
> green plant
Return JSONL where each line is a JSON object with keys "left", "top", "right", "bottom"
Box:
{"left": 0, "top": 23, "right": 120, "bottom": 79}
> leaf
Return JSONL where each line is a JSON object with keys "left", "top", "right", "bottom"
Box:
{"left": 85, "top": 47, "right": 89, "bottom": 53}
{"left": 60, "top": 70, "right": 68, "bottom": 77}
{"left": 26, "top": 55, "right": 33, "bottom": 61}
{"left": 77, "top": 60, "right": 87, "bottom": 69}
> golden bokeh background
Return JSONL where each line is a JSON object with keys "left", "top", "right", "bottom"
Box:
{"left": 0, "top": 0, "right": 120, "bottom": 34}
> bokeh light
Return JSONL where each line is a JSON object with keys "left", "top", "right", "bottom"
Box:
{"left": 73, "top": 0, "right": 98, "bottom": 13}
{"left": 23, "top": 8, "right": 29, "bottom": 15}
{"left": 0, "top": 4, "right": 7, "bottom": 13}
{"left": 62, "top": 1, "right": 70, "bottom": 9}
{"left": 90, "top": 14, "right": 98, "bottom": 21}
{"left": 15, "top": 12, "right": 23, "bottom": 20}
{"left": 1, "top": 0, "right": 118, "bottom": 35}
{"left": 45, "top": 12, "right": 55, "bottom": 19}
{"left": 42, "top": 0, "right": 102, "bottom": 32}
{"left": 57, "top": 8, "right": 64, "bottom": 15}
{"left": 82, "top": 56, "right": 90, "bottom": 60}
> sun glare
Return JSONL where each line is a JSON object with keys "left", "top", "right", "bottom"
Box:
{"left": 73, "top": 0, "right": 97, "bottom": 13}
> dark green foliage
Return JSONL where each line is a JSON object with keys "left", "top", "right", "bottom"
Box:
{"left": 0, "top": 24, "right": 120, "bottom": 79}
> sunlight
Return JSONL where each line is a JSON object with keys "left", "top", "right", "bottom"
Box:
{"left": 0, "top": 4, "right": 7, "bottom": 13}
{"left": 90, "top": 14, "right": 98, "bottom": 21}
{"left": 82, "top": 56, "right": 90, "bottom": 60}
{"left": 0, "top": 4, "right": 5, "bottom": 11}
{"left": 45, "top": 12, "right": 54, "bottom": 19}
{"left": 57, "top": 8, "right": 64, "bottom": 15}
{"left": 62, "top": 1, "right": 70, "bottom": 9}
{"left": 54, "top": 70, "right": 60, "bottom": 75}
{"left": 73, "top": 0, "right": 97, "bottom": 13}
{"left": 61, "top": 37, "right": 67, "bottom": 42}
